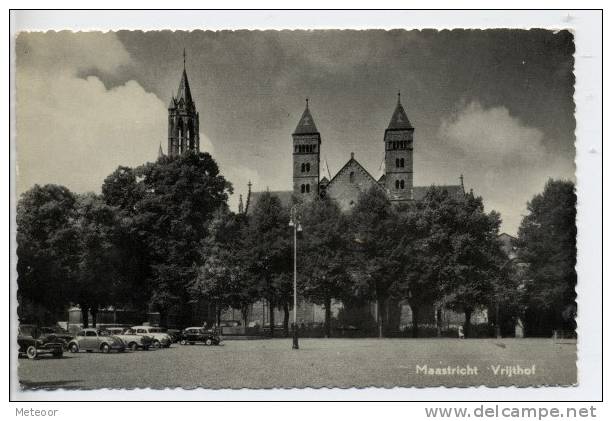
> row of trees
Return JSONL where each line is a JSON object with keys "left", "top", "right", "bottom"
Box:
{"left": 16, "top": 150, "right": 577, "bottom": 337}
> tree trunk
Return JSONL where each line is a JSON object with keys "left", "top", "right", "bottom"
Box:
{"left": 324, "top": 296, "right": 332, "bottom": 338}
{"left": 82, "top": 306, "right": 89, "bottom": 328}
{"left": 283, "top": 303, "right": 290, "bottom": 337}
{"left": 411, "top": 304, "right": 420, "bottom": 338}
{"left": 159, "top": 309, "right": 168, "bottom": 328}
{"left": 216, "top": 305, "right": 221, "bottom": 327}
{"left": 436, "top": 307, "right": 442, "bottom": 337}
{"left": 376, "top": 299, "right": 383, "bottom": 338}
{"left": 268, "top": 300, "right": 275, "bottom": 338}
{"left": 464, "top": 308, "right": 473, "bottom": 339}
{"left": 241, "top": 305, "right": 249, "bottom": 328}
{"left": 91, "top": 307, "right": 98, "bottom": 327}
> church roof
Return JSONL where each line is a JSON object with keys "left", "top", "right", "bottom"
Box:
{"left": 246, "top": 190, "right": 294, "bottom": 215}
{"left": 412, "top": 185, "right": 464, "bottom": 201}
{"left": 326, "top": 153, "right": 382, "bottom": 191}
{"left": 387, "top": 97, "right": 413, "bottom": 131}
{"left": 293, "top": 102, "right": 319, "bottom": 135}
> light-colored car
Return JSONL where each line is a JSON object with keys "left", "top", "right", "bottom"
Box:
{"left": 130, "top": 326, "right": 172, "bottom": 348}
{"left": 67, "top": 328, "right": 126, "bottom": 353}
{"left": 106, "top": 327, "right": 153, "bottom": 351}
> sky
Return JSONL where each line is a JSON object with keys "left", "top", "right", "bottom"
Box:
{"left": 15, "top": 29, "right": 575, "bottom": 235}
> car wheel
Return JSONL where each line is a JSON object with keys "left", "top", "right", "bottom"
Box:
{"left": 101, "top": 343, "right": 110, "bottom": 353}
{"left": 152, "top": 340, "right": 161, "bottom": 349}
{"left": 26, "top": 345, "right": 38, "bottom": 359}
{"left": 129, "top": 342, "right": 138, "bottom": 351}
{"left": 205, "top": 338, "right": 213, "bottom": 346}
{"left": 180, "top": 339, "right": 187, "bottom": 345}
{"left": 69, "top": 343, "right": 79, "bottom": 353}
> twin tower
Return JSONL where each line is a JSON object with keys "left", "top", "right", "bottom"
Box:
{"left": 166, "top": 62, "right": 414, "bottom": 204}
{"left": 292, "top": 94, "right": 415, "bottom": 204}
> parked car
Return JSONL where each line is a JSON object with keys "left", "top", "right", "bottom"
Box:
{"left": 67, "top": 328, "right": 126, "bottom": 353}
{"left": 17, "top": 325, "right": 64, "bottom": 359}
{"left": 40, "top": 325, "right": 73, "bottom": 346}
{"left": 180, "top": 327, "right": 221, "bottom": 346}
{"left": 106, "top": 327, "right": 153, "bottom": 351}
{"left": 130, "top": 326, "right": 172, "bottom": 348}
{"left": 161, "top": 328, "right": 181, "bottom": 343}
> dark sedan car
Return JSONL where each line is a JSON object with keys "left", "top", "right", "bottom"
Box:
{"left": 18, "top": 325, "right": 64, "bottom": 359}
{"left": 40, "top": 325, "right": 73, "bottom": 346}
{"left": 180, "top": 327, "right": 221, "bottom": 346}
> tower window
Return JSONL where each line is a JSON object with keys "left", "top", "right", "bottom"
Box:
{"left": 349, "top": 171, "right": 355, "bottom": 183}
{"left": 400, "top": 179, "right": 405, "bottom": 189}
{"left": 305, "top": 184, "right": 310, "bottom": 193}
{"left": 306, "top": 163, "right": 311, "bottom": 172}
{"left": 395, "top": 180, "right": 400, "bottom": 189}
{"left": 301, "top": 163, "right": 305, "bottom": 172}
{"left": 395, "top": 158, "right": 400, "bottom": 168}
{"left": 400, "top": 158, "right": 405, "bottom": 168}
{"left": 301, "top": 184, "right": 305, "bottom": 193}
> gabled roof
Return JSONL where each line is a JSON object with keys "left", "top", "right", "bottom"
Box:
{"left": 293, "top": 103, "right": 319, "bottom": 135}
{"left": 326, "top": 154, "right": 382, "bottom": 191}
{"left": 246, "top": 190, "right": 294, "bottom": 215}
{"left": 387, "top": 98, "right": 413, "bottom": 131}
{"left": 412, "top": 185, "right": 464, "bottom": 201}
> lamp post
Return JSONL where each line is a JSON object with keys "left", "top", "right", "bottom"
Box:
{"left": 289, "top": 205, "right": 302, "bottom": 349}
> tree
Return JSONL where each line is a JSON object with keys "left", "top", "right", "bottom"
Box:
{"left": 299, "top": 197, "right": 351, "bottom": 337}
{"left": 391, "top": 202, "right": 444, "bottom": 337}
{"left": 349, "top": 186, "right": 400, "bottom": 338}
{"left": 101, "top": 151, "right": 232, "bottom": 326}
{"left": 73, "top": 193, "right": 123, "bottom": 327}
{"left": 416, "top": 187, "right": 505, "bottom": 338}
{"left": 242, "top": 191, "right": 291, "bottom": 337}
{"left": 16, "top": 184, "right": 79, "bottom": 324}
{"left": 189, "top": 209, "right": 255, "bottom": 326}
{"left": 516, "top": 179, "right": 577, "bottom": 336}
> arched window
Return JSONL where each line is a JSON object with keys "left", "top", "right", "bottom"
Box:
{"left": 301, "top": 163, "right": 305, "bottom": 172}
{"left": 400, "top": 179, "right": 405, "bottom": 189}
{"left": 301, "top": 184, "right": 305, "bottom": 193}
{"left": 305, "top": 184, "right": 310, "bottom": 193}
{"left": 395, "top": 180, "right": 400, "bottom": 189}
{"left": 400, "top": 158, "right": 405, "bottom": 168}
{"left": 395, "top": 158, "right": 400, "bottom": 168}
{"left": 306, "top": 163, "right": 311, "bottom": 172}
{"left": 350, "top": 171, "right": 355, "bottom": 183}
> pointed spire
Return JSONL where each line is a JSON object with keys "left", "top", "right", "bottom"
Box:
{"left": 245, "top": 180, "right": 252, "bottom": 214}
{"left": 387, "top": 92, "right": 413, "bottom": 130}
{"left": 158, "top": 143, "right": 164, "bottom": 159}
{"left": 176, "top": 50, "right": 194, "bottom": 109}
{"left": 238, "top": 194, "right": 244, "bottom": 214}
{"left": 293, "top": 99, "right": 319, "bottom": 135}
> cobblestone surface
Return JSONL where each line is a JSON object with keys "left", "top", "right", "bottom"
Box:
{"left": 17, "top": 338, "right": 576, "bottom": 390}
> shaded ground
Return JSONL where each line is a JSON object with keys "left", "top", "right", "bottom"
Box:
{"left": 18, "top": 338, "right": 576, "bottom": 389}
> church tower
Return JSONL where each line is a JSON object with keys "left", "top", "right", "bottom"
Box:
{"left": 292, "top": 99, "right": 321, "bottom": 201}
{"left": 384, "top": 93, "right": 414, "bottom": 202}
{"left": 168, "top": 51, "right": 199, "bottom": 157}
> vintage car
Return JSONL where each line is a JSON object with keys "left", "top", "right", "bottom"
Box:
{"left": 40, "top": 325, "right": 74, "bottom": 345}
{"left": 130, "top": 326, "right": 172, "bottom": 348}
{"left": 17, "top": 325, "right": 64, "bottom": 359}
{"left": 161, "top": 328, "right": 182, "bottom": 343}
{"left": 180, "top": 327, "right": 221, "bottom": 346}
{"left": 106, "top": 327, "right": 153, "bottom": 351}
{"left": 67, "top": 328, "right": 126, "bottom": 353}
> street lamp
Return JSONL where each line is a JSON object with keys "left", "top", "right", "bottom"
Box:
{"left": 289, "top": 205, "right": 302, "bottom": 350}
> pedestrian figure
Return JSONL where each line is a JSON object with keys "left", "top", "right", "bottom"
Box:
{"left": 458, "top": 325, "right": 465, "bottom": 339}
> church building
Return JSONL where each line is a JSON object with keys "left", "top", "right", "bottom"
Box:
{"left": 246, "top": 94, "right": 464, "bottom": 217}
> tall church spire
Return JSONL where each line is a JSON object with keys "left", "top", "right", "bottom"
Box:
{"left": 168, "top": 51, "right": 200, "bottom": 157}
{"left": 293, "top": 98, "right": 319, "bottom": 135}
{"left": 387, "top": 93, "right": 413, "bottom": 130}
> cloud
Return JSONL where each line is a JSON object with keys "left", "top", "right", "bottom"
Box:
{"left": 439, "top": 101, "right": 574, "bottom": 234}
{"left": 15, "top": 32, "right": 213, "bottom": 197}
